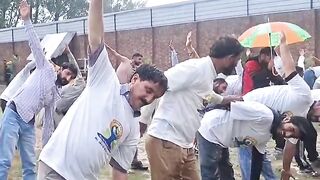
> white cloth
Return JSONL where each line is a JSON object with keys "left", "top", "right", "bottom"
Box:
{"left": 311, "top": 89, "right": 320, "bottom": 101}
{"left": 243, "top": 74, "right": 312, "bottom": 118}
{"left": 0, "top": 61, "right": 35, "bottom": 102}
{"left": 139, "top": 99, "right": 159, "bottom": 125}
{"left": 198, "top": 101, "right": 273, "bottom": 153}
{"left": 297, "top": 55, "right": 305, "bottom": 71}
{"left": 274, "top": 56, "right": 284, "bottom": 77}
{"left": 39, "top": 47, "right": 139, "bottom": 179}
{"left": 310, "top": 66, "right": 320, "bottom": 78}
{"left": 148, "top": 56, "right": 223, "bottom": 148}
{"left": 225, "top": 75, "right": 242, "bottom": 96}
{"left": 170, "top": 50, "right": 179, "bottom": 67}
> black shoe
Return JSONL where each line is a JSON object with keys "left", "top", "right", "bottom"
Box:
{"left": 311, "top": 158, "right": 320, "bottom": 168}
{"left": 131, "top": 161, "right": 148, "bottom": 171}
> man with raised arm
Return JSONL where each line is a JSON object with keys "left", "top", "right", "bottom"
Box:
{"left": 0, "top": 1, "right": 78, "bottom": 179}
{"left": 37, "top": 0, "right": 168, "bottom": 179}
{"left": 243, "top": 32, "right": 314, "bottom": 180}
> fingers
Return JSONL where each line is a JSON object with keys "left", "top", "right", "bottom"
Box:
{"left": 280, "top": 31, "right": 286, "bottom": 44}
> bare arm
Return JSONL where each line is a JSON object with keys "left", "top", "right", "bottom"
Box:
{"left": 281, "top": 141, "right": 296, "bottom": 180}
{"left": 112, "top": 168, "right": 127, "bottom": 180}
{"left": 105, "top": 44, "right": 131, "bottom": 64}
{"left": 88, "top": 0, "right": 104, "bottom": 53}
{"left": 186, "top": 31, "right": 200, "bottom": 59}
{"left": 279, "top": 32, "right": 296, "bottom": 78}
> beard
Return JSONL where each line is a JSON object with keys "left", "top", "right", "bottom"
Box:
{"left": 55, "top": 74, "right": 68, "bottom": 86}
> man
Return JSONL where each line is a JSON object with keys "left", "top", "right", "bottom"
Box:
{"left": 213, "top": 78, "right": 228, "bottom": 95}
{"left": 145, "top": 36, "right": 244, "bottom": 180}
{"left": 106, "top": 44, "right": 143, "bottom": 84}
{"left": 0, "top": 1, "right": 78, "bottom": 179}
{"left": 297, "top": 49, "right": 305, "bottom": 71}
{"left": 197, "top": 100, "right": 313, "bottom": 180}
{"left": 304, "top": 65, "right": 320, "bottom": 89}
{"left": 243, "top": 32, "right": 314, "bottom": 180}
{"left": 37, "top": 1, "right": 168, "bottom": 180}
{"left": 242, "top": 47, "right": 285, "bottom": 94}
{"left": 4, "top": 59, "right": 13, "bottom": 86}
{"left": 0, "top": 61, "right": 35, "bottom": 112}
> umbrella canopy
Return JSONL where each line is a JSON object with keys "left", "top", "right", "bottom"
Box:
{"left": 238, "top": 22, "right": 311, "bottom": 48}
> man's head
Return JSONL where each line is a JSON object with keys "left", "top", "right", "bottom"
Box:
{"left": 258, "top": 47, "right": 276, "bottom": 67}
{"left": 213, "top": 78, "right": 228, "bottom": 94}
{"left": 131, "top": 53, "right": 143, "bottom": 68}
{"left": 56, "top": 62, "right": 78, "bottom": 86}
{"left": 209, "top": 36, "right": 244, "bottom": 75}
{"left": 272, "top": 113, "right": 311, "bottom": 141}
{"left": 129, "top": 64, "right": 168, "bottom": 110}
{"left": 308, "top": 101, "right": 320, "bottom": 122}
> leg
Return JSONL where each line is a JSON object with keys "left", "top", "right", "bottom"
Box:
{"left": 145, "top": 135, "right": 183, "bottom": 180}
{"left": 219, "top": 148, "right": 235, "bottom": 180}
{"left": 37, "top": 161, "right": 66, "bottom": 180}
{"left": 18, "top": 118, "right": 36, "bottom": 180}
{"left": 197, "top": 132, "right": 223, "bottom": 180}
{"left": 304, "top": 122, "right": 319, "bottom": 162}
{"left": 131, "top": 148, "right": 148, "bottom": 170}
{"left": 0, "top": 108, "right": 21, "bottom": 179}
{"left": 261, "top": 152, "right": 277, "bottom": 180}
{"left": 303, "top": 69, "right": 316, "bottom": 89}
{"left": 181, "top": 148, "right": 200, "bottom": 180}
{"left": 0, "top": 99, "right": 7, "bottom": 113}
{"left": 238, "top": 146, "right": 252, "bottom": 180}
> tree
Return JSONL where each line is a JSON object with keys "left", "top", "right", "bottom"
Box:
{"left": 0, "top": 0, "right": 20, "bottom": 28}
{"left": 103, "top": 0, "right": 146, "bottom": 13}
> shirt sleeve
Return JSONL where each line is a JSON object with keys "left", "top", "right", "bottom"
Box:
{"left": 170, "top": 50, "right": 179, "bottom": 67}
{"left": 287, "top": 74, "right": 313, "bottom": 107}
{"left": 87, "top": 43, "right": 119, "bottom": 87}
{"left": 42, "top": 105, "right": 55, "bottom": 147}
{"left": 242, "top": 61, "right": 261, "bottom": 95}
{"left": 165, "top": 59, "right": 205, "bottom": 92}
{"left": 24, "top": 20, "right": 50, "bottom": 69}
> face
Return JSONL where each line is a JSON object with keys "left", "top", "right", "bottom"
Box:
{"left": 222, "top": 54, "right": 240, "bottom": 75}
{"left": 132, "top": 56, "right": 143, "bottom": 68}
{"left": 213, "top": 82, "right": 227, "bottom": 94}
{"left": 309, "top": 101, "right": 320, "bottom": 122}
{"left": 129, "top": 74, "right": 165, "bottom": 110}
{"left": 259, "top": 54, "right": 272, "bottom": 66}
{"left": 277, "top": 122, "right": 300, "bottom": 139}
{"left": 56, "top": 68, "right": 76, "bottom": 86}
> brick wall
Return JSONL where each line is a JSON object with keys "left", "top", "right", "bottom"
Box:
{"left": 1, "top": 9, "right": 320, "bottom": 81}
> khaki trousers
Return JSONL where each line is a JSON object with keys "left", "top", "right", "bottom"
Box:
{"left": 145, "top": 135, "right": 200, "bottom": 180}
{"left": 37, "top": 161, "right": 65, "bottom": 180}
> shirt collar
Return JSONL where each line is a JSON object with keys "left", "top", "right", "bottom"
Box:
{"left": 120, "top": 84, "right": 141, "bottom": 117}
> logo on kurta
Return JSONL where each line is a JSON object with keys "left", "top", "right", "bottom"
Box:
{"left": 95, "top": 119, "right": 123, "bottom": 153}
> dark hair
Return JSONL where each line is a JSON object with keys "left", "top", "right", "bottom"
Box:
{"left": 61, "top": 62, "right": 78, "bottom": 78}
{"left": 51, "top": 54, "right": 69, "bottom": 66}
{"left": 213, "top": 78, "right": 227, "bottom": 85}
{"left": 290, "top": 116, "right": 312, "bottom": 141}
{"left": 259, "top": 47, "right": 276, "bottom": 57}
{"left": 133, "top": 64, "right": 168, "bottom": 92}
{"left": 132, "top": 53, "right": 143, "bottom": 59}
{"left": 209, "top": 36, "right": 244, "bottom": 59}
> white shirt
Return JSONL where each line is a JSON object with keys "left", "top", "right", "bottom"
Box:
{"left": 198, "top": 101, "right": 273, "bottom": 153}
{"left": 225, "top": 75, "right": 242, "bottom": 96}
{"left": 243, "top": 74, "right": 313, "bottom": 118}
{"left": 39, "top": 46, "right": 139, "bottom": 180}
{"left": 297, "top": 55, "right": 305, "bottom": 71}
{"left": 148, "top": 56, "right": 223, "bottom": 148}
{"left": 310, "top": 66, "right": 320, "bottom": 77}
{"left": 0, "top": 61, "right": 35, "bottom": 102}
{"left": 274, "top": 56, "right": 284, "bottom": 77}
{"left": 311, "top": 89, "right": 320, "bottom": 101}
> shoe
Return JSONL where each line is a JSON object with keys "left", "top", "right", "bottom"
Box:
{"left": 131, "top": 161, "right": 148, "bottom": 171}
{"left": 297, "top": 165, "right": 319, "bottom": 177}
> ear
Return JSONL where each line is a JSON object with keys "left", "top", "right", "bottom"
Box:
{"left": 130, "top": 73, "right": 140, "bottom": 84}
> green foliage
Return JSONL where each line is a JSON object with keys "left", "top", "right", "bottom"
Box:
{"left": 103, "top": 0, "right": 146, "bottom": 13}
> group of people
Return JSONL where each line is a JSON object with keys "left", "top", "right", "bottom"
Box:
{"left": 0, "top": 1, "right": 319, "bottom": 180}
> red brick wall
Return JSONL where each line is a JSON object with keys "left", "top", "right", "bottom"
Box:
{"left": 0, "top": 9, "right": 319, "bottom": 81}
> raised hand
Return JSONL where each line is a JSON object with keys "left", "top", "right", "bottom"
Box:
{"left": 20, "top": 0, "right": 30, "bottom": 21}
{"left": 169, "top": 40, "right": 175, "bottom": 51}
{"left": 299, "top": 49, "right": 305, "bottom": 56}
{"left": 186, "top": 31, "right": 192, "bottom": 48}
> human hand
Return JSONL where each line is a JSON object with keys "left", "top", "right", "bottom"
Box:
{"left": 186, "top": 31, "right": 192, "bottom": 48}
{"left": 20, "top": 0, "right": 30, "bottom": 21}
{"left": 169, "top": 40, "right": 174, "bottom": 51}
{"left": 280, "top": 169, "right": 295, "bottom": 180}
